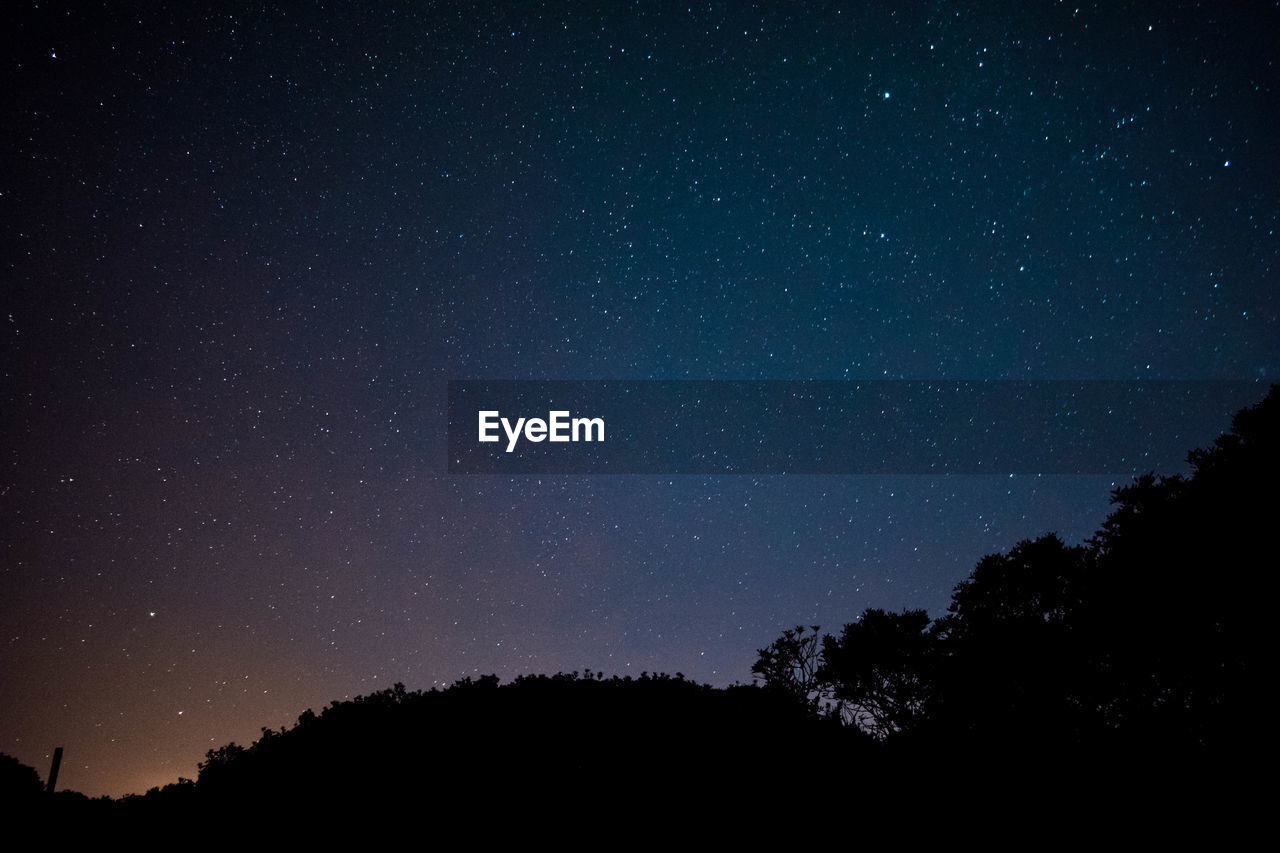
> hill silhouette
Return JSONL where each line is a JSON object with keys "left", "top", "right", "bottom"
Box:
{"left": 23, "top": 384, "right": 1275, "bottom": 829}
{"left": 31, "top": 672, "right": 876, "bottom": 830}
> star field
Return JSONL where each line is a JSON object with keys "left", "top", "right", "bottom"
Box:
{"left": 2, "top": 1, "right": 1277, "bottom": 796}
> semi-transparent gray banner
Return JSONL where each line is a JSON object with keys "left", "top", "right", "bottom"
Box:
{"left": 447, "top": 380, "right": 1266, "bottom": 474}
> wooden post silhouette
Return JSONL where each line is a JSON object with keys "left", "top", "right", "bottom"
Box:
{"left": 46, "top": 747, "right": 62, "bottom": 794}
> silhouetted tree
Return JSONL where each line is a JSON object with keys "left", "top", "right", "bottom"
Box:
{"left": 751, "top": 624, "right": 825, "bottom": 711}
{"left": 818, "top": 608, "right": 935, "bottom": 738}
{"left": 1075, "top": 384, "right": 1278, "bottom": 747}
{"left": 929, "top": 535, "right": 1097, "bottom": 746}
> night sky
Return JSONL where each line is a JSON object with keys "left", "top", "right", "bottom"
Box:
{"left": 3, "top": 1, "right": 1277, "bottom": 797}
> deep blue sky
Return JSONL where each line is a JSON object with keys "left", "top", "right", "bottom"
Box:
{"left": 3, "top": 1, "right": 1277, "bottom": 796}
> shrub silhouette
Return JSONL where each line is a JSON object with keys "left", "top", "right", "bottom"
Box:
{"left": 0, "top": 752, "right": 43, "bottom": 801}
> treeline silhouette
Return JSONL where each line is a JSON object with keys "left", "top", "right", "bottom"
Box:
{"left": 756, "top": 385, "right": 1272, "bottom": 751}
{"left": 755, "top": 383, "right": 1274, "bottom": 805}
{"left": 8, "top": 385, "right": 1273, "bottom": 825}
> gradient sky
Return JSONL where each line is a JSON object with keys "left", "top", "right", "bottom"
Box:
{"left": 3, "top": 1, "right": 1277, "bottom": 797}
